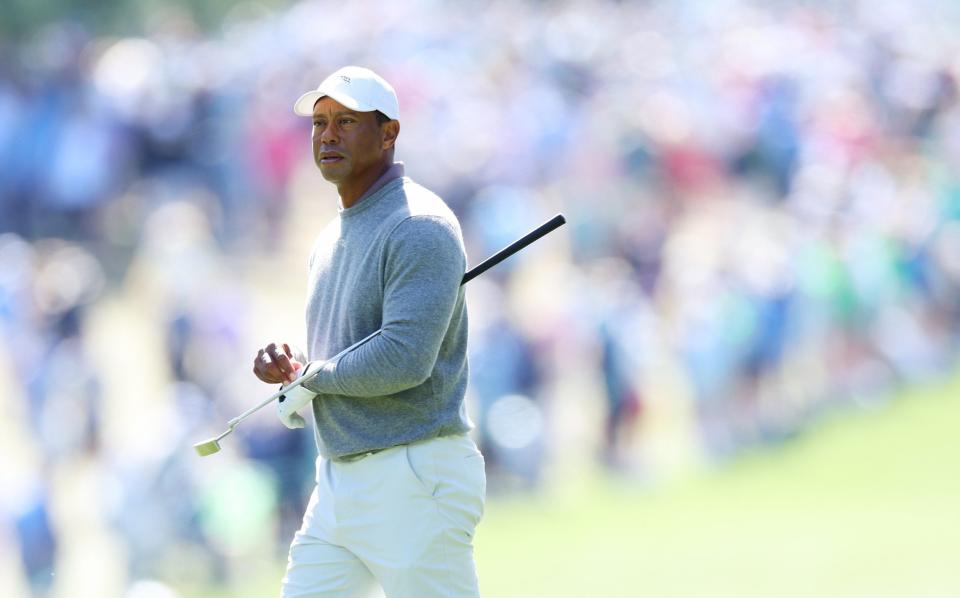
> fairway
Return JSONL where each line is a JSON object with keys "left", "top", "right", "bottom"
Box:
{"left": 185, "top": 371, "right": 960, "bottom": 597}
{"left": 475, "top": 373, "right": 960, "bottom": 598}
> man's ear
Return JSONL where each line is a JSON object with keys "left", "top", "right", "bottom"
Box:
{"left": 382, "top": 120, "right": 400, "bottom": 150}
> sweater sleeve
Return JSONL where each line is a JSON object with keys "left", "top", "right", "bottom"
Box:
{"left": 301, "top": 215, "right": 466, "bottom": 397}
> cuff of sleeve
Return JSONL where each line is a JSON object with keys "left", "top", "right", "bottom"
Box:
{"left": 300, "top": 358, "right": 340, "bottom": 395}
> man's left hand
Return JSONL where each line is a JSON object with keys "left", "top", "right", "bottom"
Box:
{"left": 277, "top": 364, "right": 317, "bottom": 429}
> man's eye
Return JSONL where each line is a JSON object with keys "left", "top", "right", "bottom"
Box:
{"left": 339, "top": 119, "right": 354, "bottom": 125}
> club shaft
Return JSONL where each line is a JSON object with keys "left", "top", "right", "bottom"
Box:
{"left": 461, "top": 214, "right": 566, "bottom": 285}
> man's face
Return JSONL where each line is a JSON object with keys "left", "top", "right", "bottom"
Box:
{"left": 311, "top": 97, "right": 395, "bottom": 184}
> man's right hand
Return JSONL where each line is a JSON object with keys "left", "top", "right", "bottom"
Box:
{"left": 253, "top": 342, "right": 303, "bottom": 385}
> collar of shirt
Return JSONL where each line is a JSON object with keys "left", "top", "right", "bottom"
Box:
{"left": 339, "top": 162, "right": 405, "bottom": 215}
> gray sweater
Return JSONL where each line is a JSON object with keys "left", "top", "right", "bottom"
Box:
{"left": 300, "top": 163, "right": 471, "bottom": 458}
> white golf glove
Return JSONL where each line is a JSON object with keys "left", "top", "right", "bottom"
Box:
{"left": 277, "top": 364, "right": 317, "bottom": 429}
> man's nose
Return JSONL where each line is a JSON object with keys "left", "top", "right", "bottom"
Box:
{"left": 318, "top": 122, "right": 339, "bottom": 144}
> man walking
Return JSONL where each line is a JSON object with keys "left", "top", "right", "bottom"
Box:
{"left": 252, "top": 66, "right": 485, "bottom": 597}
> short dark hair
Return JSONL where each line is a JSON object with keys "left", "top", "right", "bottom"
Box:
{"left": 374, "top": 111, "right": 391, "bottom": 126}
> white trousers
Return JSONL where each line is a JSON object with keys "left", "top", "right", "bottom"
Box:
{"left": 281, "top": 434, "right": 486, "bottom": 598}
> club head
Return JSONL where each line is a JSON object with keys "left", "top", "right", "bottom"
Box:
{"left": 193, "top": 438, "right": 222, "bottom": 457}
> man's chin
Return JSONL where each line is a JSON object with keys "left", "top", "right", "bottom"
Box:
{"left": 317, "top": 162, "right": 347, "bottom": 181}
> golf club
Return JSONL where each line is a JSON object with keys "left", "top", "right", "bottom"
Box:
{"left": 194, "top": 213, "right": 567, "bottom": 456}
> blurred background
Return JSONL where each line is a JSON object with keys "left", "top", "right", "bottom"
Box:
{"left": 2, "top": 0, "right": 960, "bottom": 596}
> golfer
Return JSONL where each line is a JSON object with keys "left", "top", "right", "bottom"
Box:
{"left": 252, "top": 66, "right": 485, "bottom": 597}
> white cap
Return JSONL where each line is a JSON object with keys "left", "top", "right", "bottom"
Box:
{"left": 293, "top": 66, "right": 399, "bottom": 120}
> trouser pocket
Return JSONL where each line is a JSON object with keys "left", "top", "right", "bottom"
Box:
{"left": 412, "top": 435, "right": 486, "bottom": 536}
{"left": 404, "top": 441, "right": 438, "bottom": 496}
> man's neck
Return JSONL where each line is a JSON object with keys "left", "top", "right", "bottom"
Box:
{"left": 338, "top": 161, "right": 392, "bottom": 209}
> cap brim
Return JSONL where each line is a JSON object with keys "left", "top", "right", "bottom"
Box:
{"left": 293, "top": 91, "right": 323, "bottom": 116}
{"left": 293, "top": 89, "right": 377, "bottom": 117}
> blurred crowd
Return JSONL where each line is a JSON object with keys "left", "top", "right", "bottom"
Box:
{"left": 2, "top": 0, "right": 960, "bottom": 595}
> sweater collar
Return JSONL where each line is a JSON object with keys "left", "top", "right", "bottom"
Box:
{"left": 339, "top": 162, "right": 405, "bottom": 217}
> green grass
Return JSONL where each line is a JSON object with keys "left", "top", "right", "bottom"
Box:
{"left": 184, "top": 372, "right": 960, "bottom": 597}
{"left": 475, "top": 375, "right": 960, "bottom": 598}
